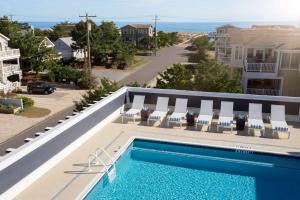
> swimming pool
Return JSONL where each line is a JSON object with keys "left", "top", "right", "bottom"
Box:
{"left": 84, "top": 139, "right": 300, "bottom": 200}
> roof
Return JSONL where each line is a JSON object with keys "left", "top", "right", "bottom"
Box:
{"left": 56, "top": 37, "right": 75, "bottom": 47}
{"left": 121, "top": 24, "right": 152, "bottom": 29}
{"left": 0, "top": 33, "right": 10, "bottom": 41}
{"left": 226, "top": 26, "right": 300, "bottom": 50}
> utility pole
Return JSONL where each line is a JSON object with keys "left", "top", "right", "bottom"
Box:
{"left": 153, "top": 15, "right": 159, "bottom": 56}
{"left": 79, "top": 12, "right": 96, "bottom": 80}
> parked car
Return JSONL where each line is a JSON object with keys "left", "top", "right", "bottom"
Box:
{"left": 27, "top": 82, "right": 56, "bottom": 94}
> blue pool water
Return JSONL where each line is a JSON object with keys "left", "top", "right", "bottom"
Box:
{"left": 84, "top": 139, "right": 300, "bottom": 200}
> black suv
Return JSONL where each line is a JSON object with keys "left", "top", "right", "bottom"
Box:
{"left": 27, "top": 82, "right": 56, "bottom": 94}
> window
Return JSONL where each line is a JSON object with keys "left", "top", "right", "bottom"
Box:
{"left": 290, "top": 53, "right": 300, "bottom": 69}
{"left": 247, "top": 48, "right": 254, "bottom": 58}
{"left": 280, "top": 53, "right": 300, "bottom": 70}
{"left": 280, "top": 53, "right": 290, "bottom": 69}
{"left": 235, "top": 47, "right": 243, "bottom": 60}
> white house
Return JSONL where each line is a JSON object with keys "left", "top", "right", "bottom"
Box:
{"left": 53, "top": 37, "right": 84, "bottom": 61}
{"left": 0, "top": 33, "right": 22, "bottom": 93}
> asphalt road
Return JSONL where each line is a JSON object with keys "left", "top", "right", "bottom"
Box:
{"left": 0, "top": 106, "right": 74, "bottom": 156}
{"left": 119, "top": 45, "right": 189, "bottom": 85}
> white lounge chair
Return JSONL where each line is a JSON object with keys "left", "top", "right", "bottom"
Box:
{"left": 217, "top": 101, "right": 234, "bottom": 133}
{"left": 195, "top": 100, "right": 214, "bottom": 131}
{"left": 167, "top": 98, "right": 188, "bottom": 128}
{"left": 248, "top": 103, "right": 265, "bottom": 136}
{"left": 122, "top": 95, "right": 145, "bottom": 123}
{"left": 270, "top": 105, "right": 290, "bottom": 138}
{"left": 148, "top": 97, "right": 169, "bottom": 126}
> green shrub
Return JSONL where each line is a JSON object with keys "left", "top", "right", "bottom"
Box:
{"left": 0, "top": 104, "right": 16, "bottom": 114}
{"left": 16, "top": 96, "right": 34, "bottom": 108}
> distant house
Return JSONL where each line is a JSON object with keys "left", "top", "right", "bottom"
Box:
{"left": 215, "top": 24, "right": 300, "bottom": 97}
{"left": 121, "top": 24, "right": 154, "bottom": 47}
{"left": 53, "top": 37, "right": 85, "bottom": 61}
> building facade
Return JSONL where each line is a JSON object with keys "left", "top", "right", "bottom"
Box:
{"left": 54, "top": 37, "right": 85, "bottom": 61}
{"left": 215, "top": 25, "right": 300, "bottom": 97}
{"left": 0, "top": 33, "right": 22, "bottom": 93}
{"left": 121, "top": 24, "right": 154, "bottom": 47}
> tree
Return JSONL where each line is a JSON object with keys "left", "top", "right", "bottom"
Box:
{"left": 156, "top": 62, "right": 242, "bottom": 93}
{"left": 0, "top": 16, "right": 21, "bottom": 38}
{"left": 9, "top": 33, "right": 58, "bottom": 73}
{"left": 156, "top": 64, "right": 193, "bottom": 90}
{"left": 194, "top": 61, "right": 242, "bottom": 93}
{"left": 188, "top": 36, "right": 213, "bottom": 63}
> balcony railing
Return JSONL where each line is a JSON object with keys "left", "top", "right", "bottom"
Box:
{"left": 1, "top": 64, "right": 21, "bottom": 77}
{"left": 246, "top": 88, "right": 280, "bottom": 96}
{"left": 245, "top": 62, "right": 276, "bottom": 73}
{"left": 0, "top": 49, "right": 20, "bottom": 59}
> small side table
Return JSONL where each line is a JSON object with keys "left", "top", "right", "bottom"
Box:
{"left": 236, "top": 114, "right": 246, "bottom": 131}
{"left": 141, "top": 108, "right": 151, "bottom": 122}
{"left": 186, "top": 112, "right": 195, "bottom": 126}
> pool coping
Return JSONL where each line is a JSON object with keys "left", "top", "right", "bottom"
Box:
{"left": 76, "top": 135, "right": 300, "bottom": 200}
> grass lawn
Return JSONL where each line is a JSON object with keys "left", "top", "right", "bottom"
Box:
{"left": 18, "top": 106, "right": 51, "bottom": 118}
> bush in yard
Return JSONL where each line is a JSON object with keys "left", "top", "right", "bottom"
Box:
{"left": 74, "top": 78, "right": 120, "bottom": 111}
{"left": 0, "top": 104, "right": 16, "bottom": 114}
{"left": 16, "top": 96, "right": 34, "bottom": 108}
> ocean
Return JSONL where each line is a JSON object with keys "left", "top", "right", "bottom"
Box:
{"left": 26, "top": 21, "right": 298, "bottom": 33}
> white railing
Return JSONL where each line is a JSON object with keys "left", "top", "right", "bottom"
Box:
{"left": 0, "top": 49, "right": 20, "bottom": 59}
{"left": 246, "top": 88, "right": 280, "bottom": 96}
{"left": 2, "top": 64, "right": 21, "bottom": 73}
{"left": 245, "top": 62, "right": 276, "bottom": 73}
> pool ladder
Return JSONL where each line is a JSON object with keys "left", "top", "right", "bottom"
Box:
{"left": 235, "top": 145, "right": 253, "bottom": 154}
{"left": 88, "top": 148, "right": 117, "bottom": 182}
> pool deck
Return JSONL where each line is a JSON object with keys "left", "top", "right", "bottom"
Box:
{"left": 15, "top": 116, "right": 300, "bottom": 200}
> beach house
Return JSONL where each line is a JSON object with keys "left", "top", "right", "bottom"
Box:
{"left": 121, "top": 24, "right": 154, "bottom": 47}
{"left": 215, "top": 25, "right": 300, "bottom": 97}
{"left": 53, "top": 37, "right": 85, "bottom": 61}
{"left": 0, "top": 33, "right": 22, "bottom": 93}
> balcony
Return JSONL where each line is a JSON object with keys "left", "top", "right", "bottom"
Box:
{"left": 0, "top": 49, "right": 20, "bottom": 60}
{"left": 245, "top": 62, "right": 276, "bottom": 73}
{"left": 246, "top": 88, "right": 280, "bottom": 96}
{"left": 1, "top": 64, "right": 21, "bottom": 77}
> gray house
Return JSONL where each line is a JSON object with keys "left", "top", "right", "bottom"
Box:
{"left": 53, "top": 37, "right": 84, "bottom": 61}
{"left": 121, "top": 24, "right": 154, "bottom": 47}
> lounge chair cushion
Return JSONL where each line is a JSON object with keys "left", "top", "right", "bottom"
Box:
{"left": 149, "top": 111, "right": 167, "bottom": 121}
{"left": 248, "top": 119, "right": 264, "bottom": 129}
{"left": 271, "top": 121, "right": 289, "bottom": 132}
{"left": 169, "top": 113, "right": 186, "bottom": 122}
{"left": 218, "top": 116, "right": 233, "bottom": 127}
{"left": 196, "top": 115, "right": 212, "bottom": 125}
{"left": 124, "top": 109, "right": 140, "bottom": 117}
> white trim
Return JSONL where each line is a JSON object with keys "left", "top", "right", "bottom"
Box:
{"left": 0, "top": 87, "right": 127, "bottom": 171}
{"left": 127, "top": 87, "right": 300, "bottom": 102}
{"left": 0, "top": 104, "right": 124, "bottom": 200}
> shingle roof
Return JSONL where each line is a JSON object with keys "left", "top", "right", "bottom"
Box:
{"left": 58, "top": 37, "right": 75, "bottom": 47}
{"left": 122, "top": 24, "right": 152, "bottom": 29}
{"left": 227, "top": 26, "right": 300, "bottom": 50}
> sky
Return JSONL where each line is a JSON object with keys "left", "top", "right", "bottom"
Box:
{"left": 0, "top": 0, "right": 299, "bottom": 22}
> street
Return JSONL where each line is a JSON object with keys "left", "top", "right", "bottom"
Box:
{"left": 119, "top": 45, "right": 190, "bottom": 85}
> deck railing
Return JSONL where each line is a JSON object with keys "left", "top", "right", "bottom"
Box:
{"left": 0, "top": 49, "right": 20, "bottom": 59}
{"left": 245, "top": 62, "right": 276, "bottom": 73}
